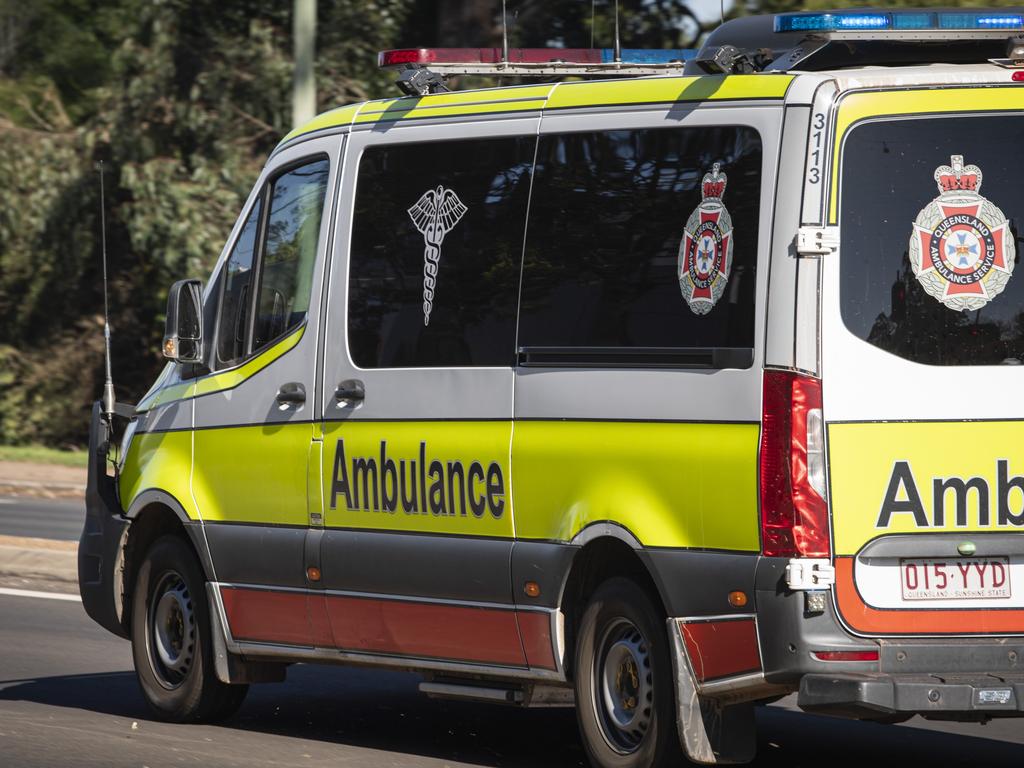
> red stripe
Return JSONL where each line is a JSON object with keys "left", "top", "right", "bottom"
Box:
{"left": 221, "top": 587, "right": 561, "bottom": 668}
{"left": 325, "top": 594, "right": 527, "bottom": 666}
{"left": 517, "top": 610, "right": 557, "bottom": 670}
{"left": 836, "top": 557, "right": 1024, "bottom": 635}
{"left": 679, "top": 618, "right": 761, "bottom": 682}
{"left": 221, "top": 587, "right": 316, "bottom": 646}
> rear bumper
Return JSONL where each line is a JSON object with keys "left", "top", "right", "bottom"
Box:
{"left": 799, "top": 672, "right": 1024, "bottom": 719}
{"left": 756, "top": 555, "right": 1024, "bottom": 719}
{"left": 78, "top": 402, "right": 130, "bottom": 639}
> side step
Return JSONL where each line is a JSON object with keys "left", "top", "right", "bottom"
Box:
{"left": 419, "top": 680, "right": 574, "bottom": 707}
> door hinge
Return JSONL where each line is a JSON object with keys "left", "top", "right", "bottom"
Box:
{"left": 795, "top": 226, "right": 839, "bottom": 257}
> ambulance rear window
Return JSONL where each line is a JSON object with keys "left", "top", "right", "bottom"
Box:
{"left": 517, "top": 125, "right": 761, "bottom": 365}
{"left": 840, "top": 114, "right": 1024, "bottom": 365}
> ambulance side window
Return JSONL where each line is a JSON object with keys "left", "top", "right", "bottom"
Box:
{"left": 217, "top": 200, "right": 262, "bottom": 366}
{"left": 518, "top": 126, "right": 761, "bottom": 361}
{"left": 347, "top": 136, "right": 535, "bottom": 368}
{"left": 252, "top": 158, "right": 330, "bottom": 353}
{"left": 215, "top": 156, "right": 330, "bottom": 368}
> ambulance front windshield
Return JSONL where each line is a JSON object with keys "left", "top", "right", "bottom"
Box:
{"left": 839, "top": 113, "right": 1024, "bottom": 366}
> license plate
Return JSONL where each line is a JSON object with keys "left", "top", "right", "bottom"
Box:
{"left": 900, "top": 557, "right": 1011, "bottom": 601}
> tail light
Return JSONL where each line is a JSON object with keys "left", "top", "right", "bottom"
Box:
{"left": 760, "top": 370, "right": 830, "bottom": 557}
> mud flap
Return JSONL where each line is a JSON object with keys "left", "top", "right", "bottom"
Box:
{"left": 206, "top": 583, "right": 286, "bottom": 685}
{"left": 667, "top": 619, "right": 756, "bottom": 765}
{"left": 78, "top": 402, "right": 130, "bottom": 639}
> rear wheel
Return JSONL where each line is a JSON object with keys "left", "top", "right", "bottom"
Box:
{"left": 131, "top": 534, "right": 247, "bottom": 722}
{"left": 575, "top": 577, "right": 683, "bottom": 768}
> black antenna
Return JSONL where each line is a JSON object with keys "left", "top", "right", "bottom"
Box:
{"left": 613, "top": 0, "right": 622, "bottom": 64}
{"left": 97, "top": 161, "right": 116, "bottom": 421}
{"left": 501, "top": 0, "right": 509, "bottom": 66}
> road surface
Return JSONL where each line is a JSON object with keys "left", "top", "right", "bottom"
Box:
{"left": 1, "top": 590, "right": 1024, "bottom": 767}
{"left": 1, "top": 497, "right": 1023, "bottom": 766}
{"left": 0, "top": 496, "right": 82, "bottom": 541}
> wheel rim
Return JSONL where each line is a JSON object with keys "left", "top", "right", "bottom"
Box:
{"left": 147, "top": 570, "right": 196, "bottom": 689}
{"left": 593, "top": 617, "right": 654, "bottom": 754}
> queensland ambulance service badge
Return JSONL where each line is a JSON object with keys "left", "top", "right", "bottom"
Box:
{"left": 679, "top": 163, "right": 733, "bottom": 315}
{"left": 908, "top": 155, "right": 1014, "bottom": 312}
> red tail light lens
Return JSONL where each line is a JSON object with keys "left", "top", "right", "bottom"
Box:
{"left": 811, "top": 650, "right": 879, "bottom": 662}
{"left": 760, "top": 370, "right": 830, "bottom": 558}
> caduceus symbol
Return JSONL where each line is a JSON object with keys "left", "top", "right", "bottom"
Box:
{"left": 407, "top": 185, "right": 468, "bottom": 326}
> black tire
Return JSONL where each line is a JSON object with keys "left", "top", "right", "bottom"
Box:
{"left": 131, "top": 534, "right": 248, "bottom": 722}
{"left": 575, "top": 577, "right": 683, "bottom": 768}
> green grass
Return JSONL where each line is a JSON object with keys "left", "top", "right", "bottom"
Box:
{"left": 0, "top": 444, "right": 89, "bottom": 468}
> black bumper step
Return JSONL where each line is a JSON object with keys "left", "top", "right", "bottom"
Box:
{"left": 798, "top": 672, "right": 1024, "bottom": 719}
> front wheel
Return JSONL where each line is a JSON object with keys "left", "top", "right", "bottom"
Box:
{"left": 575, "top": 577, "right": 683, "bottom": 768}
{"left": 131, "top": 534, "right": 248, "bottom": 722}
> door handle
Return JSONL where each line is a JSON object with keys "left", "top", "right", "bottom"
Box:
{"left": 334, "top": 379, "right": 365, "bottom": 404}
{"left": 276, "top": 382, "right": 306, "bottom": 405}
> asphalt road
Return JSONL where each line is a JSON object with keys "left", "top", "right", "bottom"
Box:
{"left": 1, "top": 591, "right": 1024, "bottom": 768}
{"left": 1, "top": 498, "right": 1024, "bottom": 766}
{"left": 0, "top": 496, "right": 83, "bottom": 541}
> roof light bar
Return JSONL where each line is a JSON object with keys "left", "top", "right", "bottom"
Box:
{"left": 378, "top": 47, "right": 694, "bottom": 76}
{"left": 775, "top": 10, "right": 1024, "bottom": 34}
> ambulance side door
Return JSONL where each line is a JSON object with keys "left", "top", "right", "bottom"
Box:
{"left": 318, "top": 119, "right": 537, "bottom": 667}
{"left": 194, "top": 135, "right": 341, "bottom": 647}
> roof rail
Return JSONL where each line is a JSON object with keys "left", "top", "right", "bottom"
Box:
{"left": 379, "top": 48, "right": 695, "bottom": 95}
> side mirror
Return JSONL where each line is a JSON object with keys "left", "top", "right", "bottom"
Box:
{"left": 163, "top": 279, "right": 204, "bottom": 363}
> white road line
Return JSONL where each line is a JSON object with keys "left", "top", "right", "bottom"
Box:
{"left": 0, "top": 587, "right": 80, "bottom": 602}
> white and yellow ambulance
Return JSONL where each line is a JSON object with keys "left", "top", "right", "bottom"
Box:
{"left": 80, "top": 10, "right": 1024, "bottom": 766}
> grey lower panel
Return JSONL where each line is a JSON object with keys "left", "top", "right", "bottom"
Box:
{"left": 641, "top": 548, "right": 759, "bottom": 616}
{"left": 511, "top": 541, "right": 578, "bottom": 609}
{"left": 799, "top": 672, "right": 1024, "bottom": 718}
{"left": 320, "top": 528, "right": 515, "bottom": 604}
{"left": 204, "top": 522, "right": 308, "bottom": 588}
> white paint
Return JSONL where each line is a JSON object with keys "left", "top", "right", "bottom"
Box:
{"left": 0, "top": 587, "right": 80, "bottom": 602}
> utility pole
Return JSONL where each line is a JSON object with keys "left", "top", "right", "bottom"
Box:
{"left": 292, "top": 0, "right": 316, "bottom": 129}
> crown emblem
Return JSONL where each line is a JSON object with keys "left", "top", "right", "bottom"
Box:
{"left": 701, "top": 162, "right": 727, "bottom": 200}
{"left": 934, "top": 155, "right": 982, "bottom": 194}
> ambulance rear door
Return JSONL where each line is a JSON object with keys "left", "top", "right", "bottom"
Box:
{"left": 821, "top": 86, "right": 1024, "bottom": 638}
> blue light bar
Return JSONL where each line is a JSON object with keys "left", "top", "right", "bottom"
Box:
{"left": 775, "top": 10, "right": 1024, "bottom": 33}
{"left": 600, "top": 48, "right": 695, "bottom": 64}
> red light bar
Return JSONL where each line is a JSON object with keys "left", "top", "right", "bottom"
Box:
{"left": 380, "top": 48, "right": 607, "bottom": 68}
{"left": 377, "top": 47, "right": 693, "bottom": 77}
{"left": 811, "top": 650, "right": 879, "bottom": 662}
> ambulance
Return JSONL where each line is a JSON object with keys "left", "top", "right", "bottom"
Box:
{"left": 79, "top": 10, "right": 1024, "bottom": 766}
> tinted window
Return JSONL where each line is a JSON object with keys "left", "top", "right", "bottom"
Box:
{"left": 217, "top": 200, "right": 262, "bottom": 366}
{"left": 252, "top": 158, "right": 330, "bottom": 352}
{"left": 840, "top": 116, "right": 1024, "bottom": 365}
{"left": 518, "top": 127, "right": 762, "bottom": 359}
{"left": 348, "top": 137, "right": 534, "bottom": 368}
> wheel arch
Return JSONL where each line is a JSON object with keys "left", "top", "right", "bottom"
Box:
{"left": 559, "top": 523, "right": 669, "bottom": 681}
{"left": 122, "top": 489, "right": 215, "bottom": 629}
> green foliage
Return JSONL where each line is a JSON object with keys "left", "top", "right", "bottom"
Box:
{"left": 0, "top": 0, "right": 1013, "bottom": 447}
{"left": 0, "top": 443, "right": 89, "bottom": 467}
{"left": 0, "top": 1, "right": 411, "bottom": 447}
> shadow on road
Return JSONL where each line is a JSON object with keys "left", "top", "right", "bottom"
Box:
{"left": 1, "top": 665, "right": 1023, "bottom": 767}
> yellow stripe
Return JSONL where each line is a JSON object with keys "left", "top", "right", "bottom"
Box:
{"left": 513, "top": 421, "right": 760, "bottom": 549}
{"left": 193, "top": 422, "right": 313, "bottom": 526}
{"left": 137, "top": 326, "right": 305, "bottom": 412}
{"left": 280, "top": 103, "right": 360, "bottom": 143}
{"left": 829, "top": 421, "right": 1024, "bottom": 555}
{"left": 352, "top": 85, "right": 554, "bottom": 124}
{"left": 545, "top": 74, "right": 792, "bottom": 110}
{"left": 192, "top": 325, "right": 305, "bottom": 397}
{"left": 829, "top": 87, "right": 1024, "bottom": 223}
{"left": 281, "top": 75, "right": 793, "bottom": 143}
{"left": 119, "top": 428, "right": 199, "bottom": 519}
